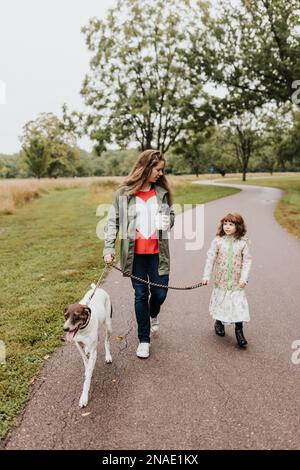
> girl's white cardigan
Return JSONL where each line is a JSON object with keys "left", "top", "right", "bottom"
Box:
{"left": 203, "top": 235, "right": 252, "bottom": 290}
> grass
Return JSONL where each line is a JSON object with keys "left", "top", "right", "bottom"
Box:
{"left": 1, "top": 172, "right": 290, "bottom": 215}
{"left": 0, "top": 176, "right": 238, "bottom": 440}
{"left": 0, "top": 181, "right": 119, "bottom": 440}
{"left": 222, "top": 175, "right": 300, "bottom": 239}
{"left": 169, "top": 178, "right": 240, "bottom": 210}
{"left": 0, "top": 176, "right": 123, "bottom": 215}
{"left": 0, "top": 172, "right": 254, "bottom": 215}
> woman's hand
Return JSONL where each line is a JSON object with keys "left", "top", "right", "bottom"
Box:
{"left": 202, "top": 279, "right": 209, "bottom": 286}
{"left": 239, "top": 281, "right": 246, "bottom": 288}
{"left": 155, "top": 214, "right": 170, "bottom": 231}
{"left": 161, "top": 215, "right": 171, "bottom": 231}
{"left": 104, "top": 254, "right": 115, "bottom": 264}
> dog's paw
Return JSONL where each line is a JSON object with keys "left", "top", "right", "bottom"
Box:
{"left": 79, "top": 394, "right": 88, "bottom": 408}
{"left": 105, "top": 354, "right": 112, "bottom": 364}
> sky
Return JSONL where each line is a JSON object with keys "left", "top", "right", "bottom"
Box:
{"left": 0, "top": 0, "right": 117, "bottom": 154}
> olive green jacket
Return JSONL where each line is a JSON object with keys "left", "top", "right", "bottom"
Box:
{"left": 103, "top": 185, "right": 175, "bottom": 275}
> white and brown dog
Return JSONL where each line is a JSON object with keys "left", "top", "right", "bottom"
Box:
{"left": 63, "top": 284, "right": 112, "bottom": 408}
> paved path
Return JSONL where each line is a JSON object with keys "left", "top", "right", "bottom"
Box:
{"left": 4, "top": 182, "right": 300, "bottom": 450}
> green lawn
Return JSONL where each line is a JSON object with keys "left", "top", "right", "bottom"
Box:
{"left": 172, "top": 182, "right": 240, "bottom": 209}
{"left": 223, "top": 176, "right": 300, "bottom": 239}
{"left": 0, "top": 180, "right": 238, "bottom": 440}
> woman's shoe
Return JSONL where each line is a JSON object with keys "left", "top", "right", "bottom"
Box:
{"left": 150, "top": 316, "right": 159, "bottom": 333}
{"left": 235, "top": 326, "right": 248, "bottom": 347}
{"left": 136, "top": 342, "right": 150, "bottom": 358}
{"left": 214, "top": 320, "right": 225, "bottom": 337}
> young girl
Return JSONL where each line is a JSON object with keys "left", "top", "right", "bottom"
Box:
{"left": 202, "top": 213, "right": 252, "bottom": 347}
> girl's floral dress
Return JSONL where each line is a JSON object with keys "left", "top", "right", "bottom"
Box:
{"left": 203, "top": 235, "right": 252, "bottom": 323}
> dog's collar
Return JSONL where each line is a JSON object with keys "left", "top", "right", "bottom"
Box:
{"left": 79, "top": 310, "right": 91, "bottom": 331}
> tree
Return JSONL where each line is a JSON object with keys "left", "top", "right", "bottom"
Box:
{"left": 224, "top": 112, "right": 261, "bottom": 181}
{"left": 255, "top": 143, "right": 278, "bottom": 175}
{"left": 75, "top": 0, "right": 210, "bottom": 154}
{"left": 174, "top": 130, "right": 210, "bottom": 177}
{"left": 165, "top": 150, "right": 191, "bottom": 175}
{"left": 21, "top": 113, "right": 80, "bottom": 178}
{"left": 23, "top": 136, "right": 49, "bottom": 178}
{"left": 277, "top": 110, "right": 300, "bottom": 169}
{"left": 184, "top": 0, "right": 300, "bottom": 177}
{"left": 0, "top": 153, "right": 20, "bottom": 178}
{"left": 202, "top": 127, "right": 237, "bottom": 177}
{"left": 189, "top": 0, "right": 300, "bottom": 109}
{"left": 259, "top": 105, "right": 293, "bottom": 171}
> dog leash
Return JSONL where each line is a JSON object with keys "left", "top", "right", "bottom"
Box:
{"left": 87, "top": 263, "right": 204, "bottom": 305}
{"left": 108, "top": 263, "right": 204, "bottom": 290}
{"left": 86, "top": 264, "right": 109, "bottom": 305}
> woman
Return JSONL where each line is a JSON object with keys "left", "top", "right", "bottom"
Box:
{"left": 103, "top": 149, "right": 175, "bottom": 358}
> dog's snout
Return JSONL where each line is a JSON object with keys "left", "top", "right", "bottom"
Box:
{"left": 63, "top": 326, "right": 69, "bottom": 332}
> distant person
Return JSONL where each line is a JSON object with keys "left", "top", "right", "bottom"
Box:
{"left": 103, "top": 150, "right": 175, "bottom": 359}
{"left": 202, "top": 213, "right": 252, "bottom": 347}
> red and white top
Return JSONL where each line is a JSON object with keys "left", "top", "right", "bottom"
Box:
{"left": 134, "top": 188, "right": 159, "bottom": 254}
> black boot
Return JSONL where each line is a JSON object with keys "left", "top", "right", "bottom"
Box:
{"left": 214, "top": 320, "right": 225, "bottom": 337}
{"left": 235, "top": 322, "right": 248, "bottom": 347}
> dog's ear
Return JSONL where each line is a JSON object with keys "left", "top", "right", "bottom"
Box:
{"left": 64, "top": 306, "right": 68, "bottom": 313}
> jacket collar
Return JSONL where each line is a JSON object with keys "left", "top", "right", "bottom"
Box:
{"left": 154, "top": 184, "right": 167, "bottom": 198}
{"left": 123, "top": 183, "right": 168, "bottom": 201}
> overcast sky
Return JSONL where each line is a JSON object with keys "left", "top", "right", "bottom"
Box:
{"left": 0, "top": 0, "right": 116, "bottom": 154}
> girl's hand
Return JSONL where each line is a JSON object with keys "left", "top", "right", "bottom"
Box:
{"left": 239, "top": 281, "right": 246, "bottom": 288}
{"left": 202, "top": 279, "right": 208, "bottom": 286}
{"left": 104, "top": 254, "right": 115, "bottom": 264}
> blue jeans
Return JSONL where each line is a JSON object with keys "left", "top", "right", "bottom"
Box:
{"left": 131, "top": 254, "right": 169, "bottom": 343}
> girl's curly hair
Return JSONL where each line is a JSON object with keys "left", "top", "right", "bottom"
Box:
{"left": 217, "top": 213, "right": 247, "bottom": 239}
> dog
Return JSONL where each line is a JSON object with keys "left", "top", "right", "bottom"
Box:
{"left": 63, "top": 284, "right": 112, "bottom": 408}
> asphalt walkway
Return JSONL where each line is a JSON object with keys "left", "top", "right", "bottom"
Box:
{"left": 4, "top": 182, "right": 300, "bottom": 450}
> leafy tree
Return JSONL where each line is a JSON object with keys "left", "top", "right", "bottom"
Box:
{"left": 184, "top": 0, "right": 300, "bottom": 179}
{"left": 276, "top": 110, "right": 300, "bottom": 169}
{"left": 174, "top": 130, "right": 209, "bottom": 177}
{"left": 164, "top": 150, "right": 191, "bottom": 175}
{"left": 189, "top": 0, "right": 300, "bottom": 109}
{"left": 202, "top": 127, "right": 237, "bottom": 177}
{"left": 259, "top": 105, "right": 293, "bottom": 171}
{"left": 23, "top": 136, "right": 49, "bottom": 178}
{"left": 83, "top": 148, "right": 139, "bottom": 176}
{"left": 223, "top": 112, "right": 261, "bottom": 181}
{"left": 174, "top": 125, "right": 240, "bottom": 178}
{"left": 0, "top": 153, "right": 20, "bottom": 178}
{"left": 74, "top": 0, "right": 209, "bottom": 154}
{"left": 21, "top": 113, "right": 80, "bottom": 178}
{"left": 74, "top": 148, "right": 94, "bottom": 177}
{"left": 260, "top": 149, "right": 277, "bottom": 175}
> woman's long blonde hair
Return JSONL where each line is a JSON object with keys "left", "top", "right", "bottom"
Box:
{"left": 120, "top": 149, "right": 173, "bottom": 205}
